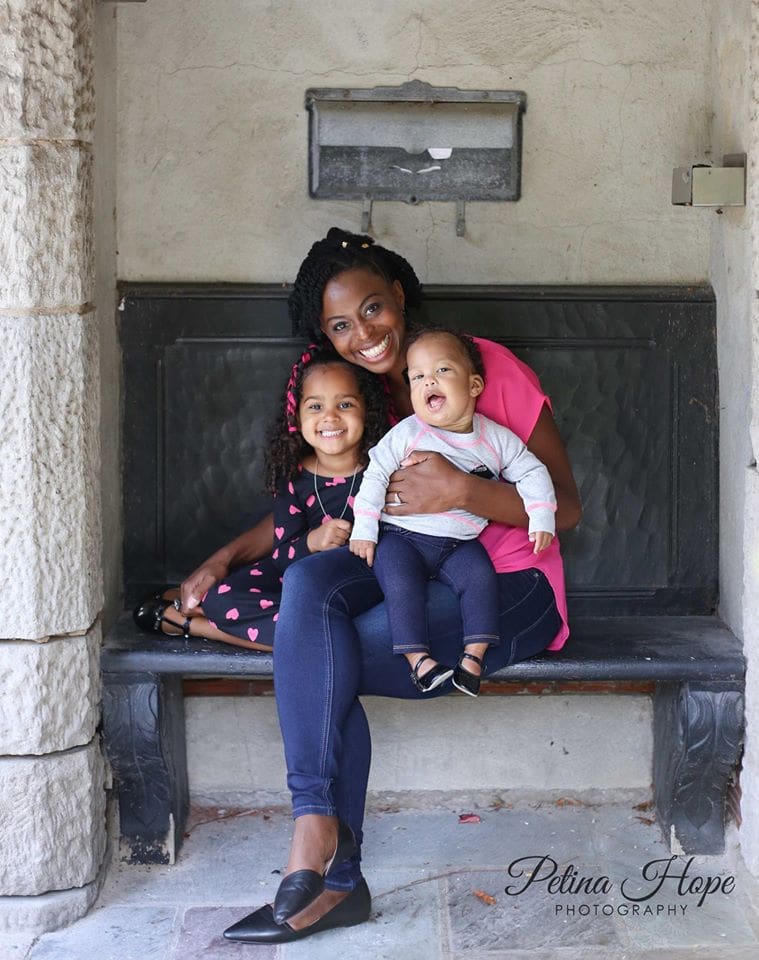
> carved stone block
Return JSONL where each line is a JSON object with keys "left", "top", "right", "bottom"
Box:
{"left": 102, "top": 672, "right": 188, "bottom": 864}
{"left": 653, "top": 681, "right": 744, "bottom": 854}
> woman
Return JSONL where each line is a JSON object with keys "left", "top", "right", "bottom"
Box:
{"left": 182, "top": 228, "right": 582, "bottom": 943}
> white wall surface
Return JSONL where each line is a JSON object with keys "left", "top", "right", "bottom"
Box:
{"left": 115, "top": 0, "right": 713, "bottom": 285}
{"left": 186, "top": 694, "right": 653, "bottom": 797}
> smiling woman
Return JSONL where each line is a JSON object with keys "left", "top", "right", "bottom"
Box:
{"left": 219, "top": 228, "right": 582, "bottom": 944}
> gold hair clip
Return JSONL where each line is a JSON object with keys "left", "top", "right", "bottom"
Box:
{"left": 361, "top": 242, "right": 370, "bottom": 248}
{"left": 341, "top": 241, "right": 348, "bottom": 248}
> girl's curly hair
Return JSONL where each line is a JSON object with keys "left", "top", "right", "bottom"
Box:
{"left": 288, "top": 226, "right": 424, "bottom": 342}
{"left": 264, "top": 344, "right": 389, "bottom": 493}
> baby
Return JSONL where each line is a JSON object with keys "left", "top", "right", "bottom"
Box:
{"left": 350, "top": 329, "right": 556, "bottom": 697}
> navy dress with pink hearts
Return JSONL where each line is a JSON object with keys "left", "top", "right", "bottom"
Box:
{"left": 201, "top": 466, "right": 365, "bottom": 647}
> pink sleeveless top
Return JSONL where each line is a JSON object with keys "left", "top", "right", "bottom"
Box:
{"left": 472, "top": 337, "right": 569, "bottom": 651}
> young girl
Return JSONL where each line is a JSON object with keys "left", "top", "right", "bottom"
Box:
{"left": 350, "top": 329, "right": 556, "bottom": 696}
{"left": 132, "top": 347, "right": 387, "bottom": 650}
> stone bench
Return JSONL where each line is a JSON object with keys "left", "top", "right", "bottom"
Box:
{"left": 103, "top": 284, "right": 744, "bottom": 864}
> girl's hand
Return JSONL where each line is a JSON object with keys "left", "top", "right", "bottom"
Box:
{"left": 384, "top": 451, "right": 465, "bottom": 514}
{"left": 307, "top": 518, "right": 352, "bottom": 553}
{"left": 529, "top": 531, "right": 554, "bottom": 554}
{"left": 180, "top": 560, "right": 229, "bottom": 612}
{"left": 349, "top": 539, "right": 376, "bottom": 567}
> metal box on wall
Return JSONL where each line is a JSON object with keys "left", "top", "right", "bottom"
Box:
{"left": 306, "top": 80, "right": 526, "bottom": 231}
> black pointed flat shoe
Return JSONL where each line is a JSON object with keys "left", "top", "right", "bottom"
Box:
{"left": 452, "top": 652, "right": 483, "bottom": 697}
{"left": 223, "top": 877, "right": 371, "bottom": 943}
{"left": 411, "top": 654, "right": 454, "bottom": 693}
{"left": 272, "top": 819, "right": 357, "bottom": 925}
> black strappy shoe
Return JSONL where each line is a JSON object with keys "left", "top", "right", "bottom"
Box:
{"left": 411, "top": 654, "right": 454, "bottom": 693}
{"left": 132, "top": 596, "right": 192, "bottom": 639}
{"left": 452, "top": 652, "right": 484, "bottom": 697}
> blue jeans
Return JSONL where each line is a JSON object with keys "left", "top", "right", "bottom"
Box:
{"left": 374, "top": 524, "right": 499, "bottom": 654}
{"left": 273, "top": 547, "right": 561, "bottom": 891}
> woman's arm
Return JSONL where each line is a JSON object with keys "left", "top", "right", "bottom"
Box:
{"left": 180, "top": 513, "right": 275, "bottom": 611}
{"left": 385, "top": 407, "right": 582, "bottom": 532}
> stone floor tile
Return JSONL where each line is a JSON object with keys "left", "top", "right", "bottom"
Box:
{"left": 444, "top": 869, "right": 624, "bottom": 952}
{"left": 281, "top": 873, "right": 443, "bottom": 960}
{"left": 102, "top": 808, "right": 289, "bottom": 906}
{"left": 170, "top": 907, "right": 276, "bottom": 959}
{"left": 364, "top": 804, "right": 595, "bottom": 875}
{"left": 27, "top": 905, "right": 177, "bottom": 960}
{"left": 0, "top": 933, "right": 36, "bottom": 959}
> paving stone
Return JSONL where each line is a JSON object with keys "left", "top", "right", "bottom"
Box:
{"left": 29, "top": 906, "right": 176, "bottom": 960}
{"left": 171, "top": 907, "right": 275, "bottom": 960}
{"left": 282, "top": 871, "right": 443, "bottom": 960}
{"left": 445, "top": 868, "right": 624, "bottom": 952}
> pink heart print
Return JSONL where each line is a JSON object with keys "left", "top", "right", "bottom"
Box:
{"left": 249, "top": 588, "right": 261, "bottom": 593}
{"left": 289, "top": 505, "right": 301, "bottom": 515}
{"left": 321, "top": 514, "right": 332, "bottom": 524}
{"left": 347, "top": 496, "right": 355, "bottom": 509}
{"left": 218, "top": 584, "right": 231, "bottom": 594}
{"left": 275, "top": 526, "right": 285, "bottom": 540}
{"left": 288, "top": 481, "right": 295, "bottom": 495}
{"left": 259, "top": 599, "right": 274, "bottom": 609}
{"left": 247, "top": 628, "right": 259, "bottom": 642}
{"left": 226, "top": 608, "right": 239, "bottom": 621}
{"left": 306, "top": 494, "right": 316, "bottom": 507}
{"left": 273, "top": 613, "right": 279, "bottom": 622}
{"left": 250, "top": 568, "right": 262, "bottom": 576}
{"left": 288, "top": 545, "right": 296, "bottom": 559}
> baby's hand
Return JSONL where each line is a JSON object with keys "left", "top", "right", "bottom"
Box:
{"left": 529, "top": 531, "right": 554, "bottom": 555}
{"left": 350, "top": 539, "right": 376, "bottom": 567}
{"left": 307, "top": 518, "right": 352, "bottom": 553}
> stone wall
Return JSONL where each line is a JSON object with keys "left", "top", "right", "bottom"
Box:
{"left": 0, "top": 0, "right": 106, "bottom": 934}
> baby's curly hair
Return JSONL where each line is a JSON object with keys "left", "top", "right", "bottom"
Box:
{"left": 404, "top": 326, "right": 486, "bottom": 381}
{"left": 264, "top": 344, "right": 388, "bottom": 493}
{"left": 288, "top": 227, "right": 424, "bottom": 342}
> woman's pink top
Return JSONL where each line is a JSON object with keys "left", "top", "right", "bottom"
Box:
{"left": 472, "top": 337, "right": 569, "bottom": 651}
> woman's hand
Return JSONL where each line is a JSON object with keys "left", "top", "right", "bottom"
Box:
{"left": 384, "top": 451, "right": 468, "bottom": 514}
{"left": 307, "top": 519, "right": 352, "bottom": 553}
{"left": 384, "top": 408, "right": 581, "bottom": 532}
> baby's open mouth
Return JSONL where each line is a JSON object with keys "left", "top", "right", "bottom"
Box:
{"left": 426, "top": 394, "right": 445, "bottom": 411}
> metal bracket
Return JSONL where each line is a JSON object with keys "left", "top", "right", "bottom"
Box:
{"left": 361, "top": 198, "right": 373, "bottom": 234}
{"left": 456, "top": 200, "right": 466, "bottom": 238}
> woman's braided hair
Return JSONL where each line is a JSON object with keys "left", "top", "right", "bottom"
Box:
{"left": 264, "top": 343, "right": 388, "bottom": 494}
{"left": 288, "top": 227, "right": 424, "bottom": 342}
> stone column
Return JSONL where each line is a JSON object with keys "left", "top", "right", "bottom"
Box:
{"left": 0, "top": 0, "right": 106, "bottom": 934}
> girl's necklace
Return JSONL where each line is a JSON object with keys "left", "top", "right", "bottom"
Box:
{"left": 313, "top": 458, "right": 361, "bottom": 521}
